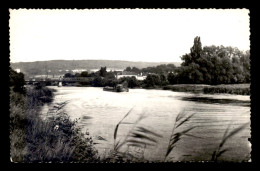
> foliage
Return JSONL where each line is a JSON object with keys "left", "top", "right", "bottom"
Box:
{"left": 64, "top": 73, "right": 75, "bottom": 78}
{"left": 92, "top": 76, "right": 105, "bottom": 87}
{"left": 174, "top": 37, "right": 250, "bottom": 85}
{"left": 10, "top": 86, "right": 99, "bottom": 162}
{"left": 99, "top": 67, "right": 107, "bottom": 77}
{"left": 124, "top": 64, "right": 176, "bottom": 76}
{"left": 119, "top": 76, "right": 139, "bottom": 88}
{"left": 143, "top": 74, "right": 161, "bottom": 88}
{"left": 167, "top": 72, "right": 177, "bottom": 84}
{"left": 10, "top": 67, "right": 26, "bottom": 94}
{"left": 80, "top": 71, "right": 89, "bottom": 77}
{"left": 143, "top": 74, "right": 168, "bottom": 88}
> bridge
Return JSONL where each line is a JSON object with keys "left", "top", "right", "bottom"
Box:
{"left": 25, "top": 77, "right": 93, "bottom": 82}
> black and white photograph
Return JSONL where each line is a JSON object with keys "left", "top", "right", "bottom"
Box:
{"left": 9, "top": 9, "right": 251, "bottom": 163}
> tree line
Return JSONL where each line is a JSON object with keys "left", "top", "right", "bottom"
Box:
{"left": 59, "top": 36, "right": 251, "bottom": 88}
{"left": 124, "top": 36, "right": 250, "bottom": 86}
{"left": 169, "top": 36, "right": 250, "bottom": 84}
{"left": 124, "top": 64, "right": 176, "bottom": 75}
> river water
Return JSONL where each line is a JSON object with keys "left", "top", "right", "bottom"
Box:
{"left": 41, "top": 86, "right": 251, "bottom": 162}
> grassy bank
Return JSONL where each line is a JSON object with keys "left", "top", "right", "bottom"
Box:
{"left": 163, "top": 84, "right": 250, "bottom": 95}
{"left": 10, "top": 86, "right": 99, "bottom": 162}
{"left": 203, "top": 84, "right": 250, "bottom": 95}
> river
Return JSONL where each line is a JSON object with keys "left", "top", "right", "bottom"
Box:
{"left": 41, "top": 86, "right": 251, "bottom": 162}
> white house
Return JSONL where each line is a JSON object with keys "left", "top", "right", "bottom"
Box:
{"left": 116, "top": 71, "right": 147, "bottom": 80}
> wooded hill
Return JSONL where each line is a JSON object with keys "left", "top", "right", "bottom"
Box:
{"left": 11, "top": 60, "right": 181, "bottom": 76}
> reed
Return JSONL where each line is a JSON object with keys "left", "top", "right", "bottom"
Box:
{"left": 211, "top": 122, "right": 250, "bottom": 161}
{"left": 164, "top": 111, "right": 198, "bottom": 161}
{"left": 111, "top": 109, "right": 165, "bottom": 162}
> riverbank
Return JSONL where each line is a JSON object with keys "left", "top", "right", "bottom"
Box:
{"left": 62, "top": 82, "right": 250, "bottom": 95}
{"left": 163, "top": 84, "right": 250, "bottom": 95}
{"left": 10, "top": 86, "right": 99, "bottom": 162}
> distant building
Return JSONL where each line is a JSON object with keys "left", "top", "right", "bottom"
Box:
{"left": 89, "top": 69, "right": 99, "bottom": 73}
{"left": 116, "top": 71, "right": 147, "bottom": 80}
{"left": 72, "top": 69, "right": 87, "bottom": 73}
{"left": 106, "top": 68, "right": 124, "bottom": 72}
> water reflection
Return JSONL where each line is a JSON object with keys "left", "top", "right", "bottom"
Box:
{"left": 180, "top": 96, "right": 250, "bottom": 107}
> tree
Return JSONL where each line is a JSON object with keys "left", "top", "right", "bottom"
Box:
{"left": 127, "top": 76, "right": 138, "bottom": 88}
{"left": 181, "top": 36, "right": 203, "bottom": 66}
{"left": 64, "top": 73, "right": 74, "bottom": 78}
{"left": 144, "top": 74, "right": 161, "bottom": 87}
{"left": 131, "top": 67, "right": 141, "bottom": 74}
{"left": 141, "top": 64, "right": 176, "bottom": 75}
{"left": 74, "top": 73, "right": 81, "bottom": 77}
{"left": 125, "top": 67, "right": 132, "bottom": 72}
{"left": 119, "top": 76, "right": 139, "bottom": 88}
{"left": 105, "top": 72, "right": 115, "bottom": 79}
{"left": 167, "top": 72, "right": 177, "bottom": 84}
{"left": 177, "top": 37, "right": 250, "bottom": 84}
{"left": 80, "top": 71, "right": 89, "bottom": 77}
{"left": 10, "top": 68, "right": 26, "bottom": 94}
{"left": 99, "top": 67, "right": 107, "bottom": 77}
{"left": 92, "top": 77, "right": 105, "bottom": 87}
{"left": 159, "top": 74, "right": 168, "bottom": 86}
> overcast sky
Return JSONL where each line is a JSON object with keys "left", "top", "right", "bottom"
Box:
{"left": 9, "top": 9, "right": 250, "bottom": 63}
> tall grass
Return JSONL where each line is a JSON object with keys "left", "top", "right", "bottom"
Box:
{"left": 110, "top": 109, "right": 200, "bottom": 162}
{"left": 211, "top": 122, "right": 250, "bottom": 161}
{"left": 164, "top": 111, "right": 199, "bottom": 161}
{"left": 203, "top": 85, "right": 250, "bottom": 95}
{"left": 163, "top": 84, "right": 250, "bottom": 95}
{"left": 10, "top": 86, "right": 99, "bottom": 162}
{"left": 110, "top": 108, "right": 165, "bottom": 162}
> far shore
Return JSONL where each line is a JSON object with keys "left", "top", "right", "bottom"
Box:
{"left": 57, "top": 83, "right": 250, "bottom": 95}
{"left": 163, "top": 84, "right": 250, "bottom": 95}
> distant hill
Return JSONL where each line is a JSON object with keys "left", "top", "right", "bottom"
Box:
{"left": 10, "top": 60, "right": 181, "bottom": 76}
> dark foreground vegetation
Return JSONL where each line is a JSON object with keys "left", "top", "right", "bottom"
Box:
{"left": 10, "top": 68, "right": 99, "bottom": 162}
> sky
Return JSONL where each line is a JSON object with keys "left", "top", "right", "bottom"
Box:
{"left": 9, "top": 9, "right": 250, "bottom": 63}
